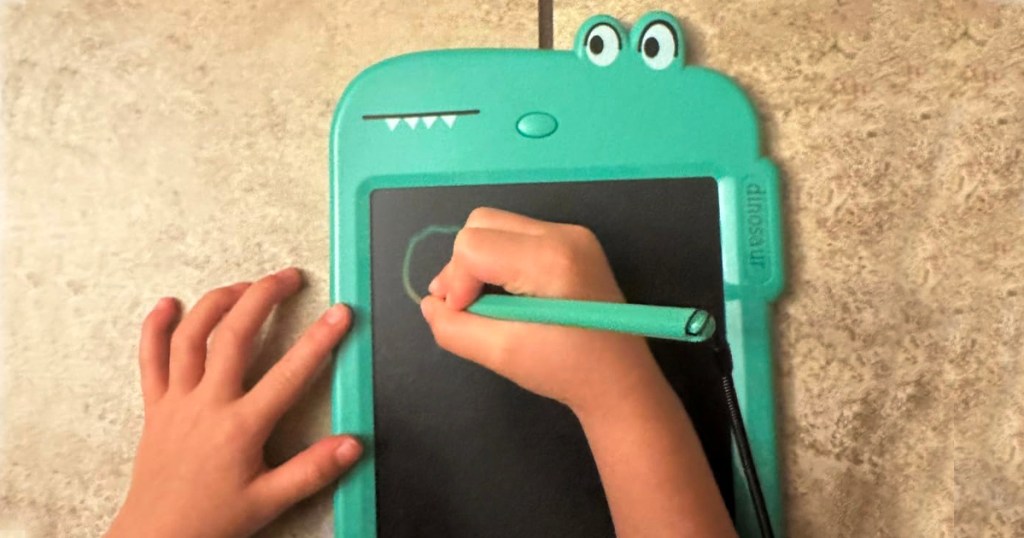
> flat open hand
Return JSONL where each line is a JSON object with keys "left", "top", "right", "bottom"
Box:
{"left": 107, "top": 268, "right": 361, "bottom": 538}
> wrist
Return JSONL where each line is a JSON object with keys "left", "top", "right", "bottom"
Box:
{"left": 568, "top": 351, "right": 678, "bottom": 424}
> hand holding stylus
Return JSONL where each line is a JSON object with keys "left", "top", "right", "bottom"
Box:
{"left": 420, "top": 207, "right": 662, "bottom": 413}
{"left": 421, "top": 207, "right": 737, "bottom": 538}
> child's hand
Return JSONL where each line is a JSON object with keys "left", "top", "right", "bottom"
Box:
{"left": 107, "top": 268, "right": 362, "bottom": 538}
{"left": 422, "top": 209, "right": 736, "bottom": 537}
{"left": 420, "top": 208, "right": 665, "bottom": 415}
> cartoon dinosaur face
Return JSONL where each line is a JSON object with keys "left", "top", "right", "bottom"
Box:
{"left": 332, "top": 12, "right": 760, "bottom": 181}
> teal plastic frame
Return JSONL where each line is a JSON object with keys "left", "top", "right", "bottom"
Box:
{"left": 330, "top": 12, "right": 785, "bottom": 537}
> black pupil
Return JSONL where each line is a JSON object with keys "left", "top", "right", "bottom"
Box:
{"left": 589, "top": 35, "right": 605, "bottom": 55}
{"left": 644, "top": 37, "right": 660, "bottom": 57}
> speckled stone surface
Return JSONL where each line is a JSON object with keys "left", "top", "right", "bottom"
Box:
{"left": 1, "top": 1, "right": 1021, "bottom": 537}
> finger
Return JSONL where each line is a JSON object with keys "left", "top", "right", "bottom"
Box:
{"left": 428, "top": 262, "right": 452, "bottom": 299}
{"left": 443, "top": 261, "right": 485, "bottom": 310}
{"left": 434, "top": 206, "right": 553, "bottom": 300}
{"left": 243, "top": 304, "right": 352, "bottom": 428}
{"left": 447, "top": 227, "right": 568, "bottom": 308}
{"left": 421, "top": 295, "right": 523, "bottom": 372}
{"left": 138, "top": 297, "right": 180, "bottom": 405}
{"left": 169, "top": 282, "right": 250, "bottom": 391}
{"left": 250, "top": 435, "right": 362, "bottom": 519}
{"left": 464, "top": 207, "right": 550, "bottom": 235}
{"left": 205, "top": 268, "right": 304, "bottom": 387}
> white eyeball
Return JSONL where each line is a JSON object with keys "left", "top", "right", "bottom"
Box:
{"left": 638, "top": 21, "right": 677, "bottom": 70}
{"left": 585, "top": 23, "right": 621, "bottom": 67}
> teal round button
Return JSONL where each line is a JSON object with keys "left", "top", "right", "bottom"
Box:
{"left": 516, "top": 112, "right": 558, "bottom": 138}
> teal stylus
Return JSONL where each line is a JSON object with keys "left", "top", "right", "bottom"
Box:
{"left": 466, "top": 294, "right": 716, "bottom": 343}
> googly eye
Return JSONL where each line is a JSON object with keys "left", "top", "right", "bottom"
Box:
{"left": 638, "top": 21, "right": 678, "bottom": 70}
{"left": 584, "top": 23, "right": 621, "bottom": 67}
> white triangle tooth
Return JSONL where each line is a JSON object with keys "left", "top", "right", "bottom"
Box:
{"left": 384, "top": 118, "right": 399, "bottom": 131}
{"left": 422, "top": 115, "right": 437, "bottom": 128}
{"left": 441, "top": 115, "right": 456, "bottom": 127}
{"left": 403, "top": 117, "right": 419, "bottom": 129}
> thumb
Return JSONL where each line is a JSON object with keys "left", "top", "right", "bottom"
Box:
{"left": 251, "top": 435, "right": 362, "bottom": 516}
{"left": 421, "top": 295, "right": 520, "bottom": 372}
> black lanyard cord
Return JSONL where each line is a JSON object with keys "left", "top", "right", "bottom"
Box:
{"left": 715, "top": 343, "right": 776, "bottom": 538}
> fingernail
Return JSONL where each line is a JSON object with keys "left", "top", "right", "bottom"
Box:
{"left": 275, "top": 267, "right": 303, "bottom": 282}
{"left": 323, "top": 304, "right": 348, "bottom": 325}
{"left": 155, "top": 297, "right": 175, "bottom": 310}
{"left": 335, "top": 437, "right": 362, "bottom": 463}
{"left": 428, "top": 277, "right": 440, "bottom": 295}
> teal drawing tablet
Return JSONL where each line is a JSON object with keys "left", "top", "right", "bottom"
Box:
{"left": 329, "top": 11, "right": 784, "bottom": 537}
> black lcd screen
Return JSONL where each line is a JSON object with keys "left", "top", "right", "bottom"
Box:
{"left": 370, "top": 178, "right": 731, "bottom": 537}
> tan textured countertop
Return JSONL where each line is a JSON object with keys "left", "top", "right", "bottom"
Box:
{"left": 2, "top": 1, "right": 1022, "bottom": 536}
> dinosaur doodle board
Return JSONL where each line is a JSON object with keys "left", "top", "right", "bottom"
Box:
{"left": 329, "top": 12, "right": 785, "bottom": 537}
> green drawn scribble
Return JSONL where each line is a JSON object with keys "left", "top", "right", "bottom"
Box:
{"left": 402, "top": 225, "right": 461, "bottom": 304}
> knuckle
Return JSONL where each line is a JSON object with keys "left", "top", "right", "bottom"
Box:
{"left": 541, "top": 240, "right": 577, "bottom": 279}
{"left": 270, "top": 360, "right": 302, "bottom": 393}
{"left": 306, "top": 321, "right": 336, "bottom": 348}
{"left": 200, "top": 286, "right": 236, "bottom": 308}
{"left": 219, "top": 410, "right": 255, "bottom": 441}
{"left": 560, "top": 224, "right": 600, "bottom": 251}
{"left": 452, "top": 228, "right": 478, "bottom": 257}
{"left": 169, "top": 330, "right": 197, "bottom": 357}
{"left": 303, "top": 458, "right": 334, "bottom": 488}
{"left": 466, "top": 207, "right": 495, "bottom": 226}
{"left": 540, "top": 240, "right": 587, "bottom": 297}
{"left": 212, "top": 323, "right": 247, "bottom": 351}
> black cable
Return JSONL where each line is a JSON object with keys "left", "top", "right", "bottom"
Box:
{"left": 538, "top": 0, "right": 553, "bottom": 49}
{"left": 715, "top": 343, "right": 775, "bottom": 538}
